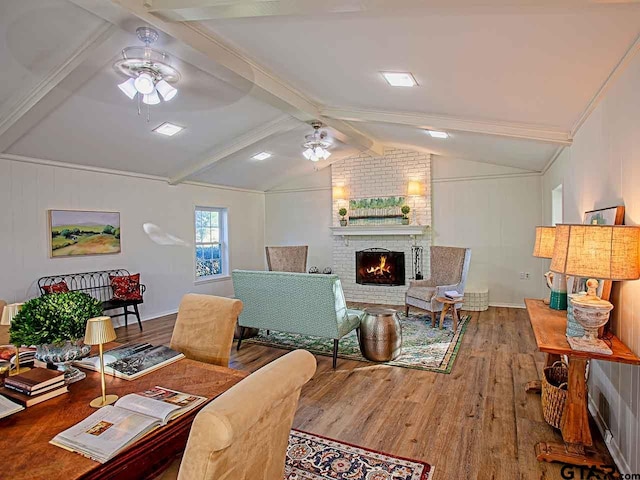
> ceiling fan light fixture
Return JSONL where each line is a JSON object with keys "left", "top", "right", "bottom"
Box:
{"left": 134, "top": 73, "right": 155, "bottom": 95}
{"left": 118, "top": 78, "right": 137, "bottom": 99}
{"left": 302, "top": 122, "right": 332, "bottom": 162}
{"left": 156, "top": 79, "right": 177, "bottom": 101}
{"left": 142, "top": 90, "right": 161, "bottom": 105}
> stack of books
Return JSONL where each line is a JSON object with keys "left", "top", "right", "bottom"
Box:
{"left": 444, "top": 290, "right": 464, "bottom": 301}
{"left": 1, "top": 367, "right": 67, "bottom": 407}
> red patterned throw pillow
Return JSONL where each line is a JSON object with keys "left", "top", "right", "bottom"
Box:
{"left": 42, "top": 281, "right": 70, "bottom": 294}
{"left": 109, "top": 274, "right": 142, "bottom": 301}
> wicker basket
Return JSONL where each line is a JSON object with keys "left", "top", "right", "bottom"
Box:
{"left": 541, "top": 361, "right": 568, "bottom": 429}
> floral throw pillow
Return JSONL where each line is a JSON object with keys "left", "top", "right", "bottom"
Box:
{"left": 42, "top": 281, "right": 70, "bottom": 294}
{"left": 109, "top": 274, "right": 142, "bottom": 301}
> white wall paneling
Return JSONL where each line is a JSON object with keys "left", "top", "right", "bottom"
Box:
{"left": 0, "top": 156, "right": 265, "bottom": 325}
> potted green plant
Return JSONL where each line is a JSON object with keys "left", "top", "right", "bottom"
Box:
{"left": 339, "top": 207, "right": 348, "bottom": 226}
{"left": 401, "top": 205, "right": 411, "bottom": 225}
{"left": 10, "top": 291, "right": 103, "bottom": 382}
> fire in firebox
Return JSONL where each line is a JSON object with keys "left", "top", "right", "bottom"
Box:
{"left": 356, "top": 249, "right": 405, "bottom": 286}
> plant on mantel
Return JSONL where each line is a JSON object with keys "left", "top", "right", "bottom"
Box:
{"left": 401, "top": 205, "right": 411, "bottom": 225}
{"left": 338, "top": 208, "right": 348, "bottom": 226}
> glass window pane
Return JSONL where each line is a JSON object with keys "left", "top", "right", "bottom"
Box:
{"left": 195, "top": 227, "right": 205, "bottom": 243}
{"left": 209, "top": 227, "right": 219, "bottom": 243}
{"left": 211, "top": 212, "right": 219, "bottom": 227}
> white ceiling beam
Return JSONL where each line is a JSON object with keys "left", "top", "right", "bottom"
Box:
{"left": 0, "top": 23, "right": 118, "bottom": 153}
{"left": 168, "top": 115, "right": 301, "bottom": 184}
{"left": 69, "top": 0, "right": 384, "bottom": 156}
{"left": 144, "top": 0, "right": 640, "bottom": 21}
{"left": 321, "top": 107, "right": 573, "bottom": 145}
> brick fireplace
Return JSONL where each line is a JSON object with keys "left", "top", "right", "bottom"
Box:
{"left": 331, "top": 148, "right": 432, "bottom": 305}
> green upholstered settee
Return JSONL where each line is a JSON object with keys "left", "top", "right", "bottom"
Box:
{"left": 231, "top": 270, "right": 364, "bottom": 368}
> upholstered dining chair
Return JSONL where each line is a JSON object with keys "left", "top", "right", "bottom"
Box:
{"left": 170, "top": 294, "right": 243, "bottom": 367}
{"left": 156, "top": 349, "right": 317, "bottom": 480}
{"left": 265, "top": 245, "right": 308, "bottom": 273}
{"left": 405, "top": 246, "right": 471, "bottom": 327}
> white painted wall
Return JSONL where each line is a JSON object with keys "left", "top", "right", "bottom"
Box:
{"left": 265, "top": 156, "right": 546, "bottom": 306}
{"left": 432, "top": 157, "right": 546, "bottom": 307}
{"left": 0, "top": 157, "right": 266, "bottom": 325}
{"left": 542, "top": 50, "right": 640, "bottom": 472}
{"left": 265, "top": 168, "right": 332, "bottom": 271}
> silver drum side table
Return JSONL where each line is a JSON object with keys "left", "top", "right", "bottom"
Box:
{"left": 359, "top": 308, "right": 402, "bottom": 362}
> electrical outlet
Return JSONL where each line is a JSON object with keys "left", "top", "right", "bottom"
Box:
{"left": 525, "top": 272, "right": 531, "bottom": 280}
{"left": 604, "top": 430, "right": 613, "bottom": 443}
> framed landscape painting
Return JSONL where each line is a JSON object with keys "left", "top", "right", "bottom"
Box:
{"left": 49, "top": 210, "right": 121, "bottom": 257}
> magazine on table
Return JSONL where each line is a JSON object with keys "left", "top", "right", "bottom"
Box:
{"left": 444, "top": 290, "right": 464, "bottom": 300}
{"left": 74, "top": 343, "right": 184, "bottom": 380}
{"left": 50, "top": 386, "right": 207, "bottom": 463}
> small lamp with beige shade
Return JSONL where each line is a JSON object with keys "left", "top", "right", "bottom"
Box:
{"left": 550, "top": 224, "right": 640, "bottom": 355}
{"left": 84, "top": 316, "right": 118, "bottom": 408}
{"left": 532, "top": 226, "right": 564, "bottom": 307}
{"left": 1, "top": 302, "right": 29, "bottom": 375}
{"left": 407, "top": 181, "right": 423, "bottom": 225}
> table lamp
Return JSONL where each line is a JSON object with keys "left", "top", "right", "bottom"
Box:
{"left": 550, "top": 224, "right": 640, "bottom": 355}
{"left": 532, "top": 226, "right": 561, "bottom": 307}
{"left": 1, "top": 303, "right": 30, "bottom": 375}
{"left": 407, "top": 181, "right": 422, "bottom": 225}
{"left": 84, "top": 316, "right": 118, "bottom": 408}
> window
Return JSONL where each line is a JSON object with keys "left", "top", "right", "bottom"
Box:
{"left": 195, "top": 207, "right": 228, "bottom": 280}
{"left": 552, "top": 184, "right": 563, "bottom": 226}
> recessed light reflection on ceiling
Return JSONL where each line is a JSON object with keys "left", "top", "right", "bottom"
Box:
{"left": 426, "top": 130, "right": 449, "bottom": 139}
{"left": 252, "top": 152, "right": 272, "bottom": 161}
{"left": 381, "top": 71, "right": 417, "bottom": 87}
{"left": 153, "top": 122, "right": 184, "bottom": 136}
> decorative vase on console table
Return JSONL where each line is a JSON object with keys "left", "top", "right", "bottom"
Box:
{"left": 550, "top": 224, "right": 640, "bottom": 355}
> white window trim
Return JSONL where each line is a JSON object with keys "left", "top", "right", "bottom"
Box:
{"left": 194, "top": 206, "right": 229, "bottom": 283}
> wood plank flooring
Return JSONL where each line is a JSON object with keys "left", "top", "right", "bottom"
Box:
{"left": 115, "top": 306, "right": 612, "bottom": 480}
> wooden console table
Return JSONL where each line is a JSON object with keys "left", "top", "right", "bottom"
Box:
{"left": 525, "top": 298, "right": 640, "bottom": 468}
{"left": 0, "top": 355, "right": 248, "bottom": 480}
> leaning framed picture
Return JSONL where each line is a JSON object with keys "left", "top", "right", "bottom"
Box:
{"left": 48, "top": 210, "right": 121, "bottom": 258}
{"left": 571, "top": 206, "right": 625, "bottom": 299}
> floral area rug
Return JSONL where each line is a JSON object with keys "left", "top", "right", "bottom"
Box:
{"left": 245, "top": 312, "right": 470, "bottom": 373}
{"left": 286, "top": 430, "right": 432, "bottom": 480}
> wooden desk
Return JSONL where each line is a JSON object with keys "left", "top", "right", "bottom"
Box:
{"left": 0, "top": 354, "right": 248, "bottom": 480}
{"left": 525, "top": 298, "right": 640, "bottom": 468}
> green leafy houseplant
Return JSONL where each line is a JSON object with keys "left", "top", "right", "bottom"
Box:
{"left": 401, "top": 205, "right": 411, "bottom": 225}
{"left": 338, "top": 207, "right": 348, "bottom": 226}
{"left": 9, "top": 291, "right": 103, "bottom": 347}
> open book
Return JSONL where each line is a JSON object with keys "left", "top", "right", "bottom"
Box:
{"left": 50, "top": 386, "right": 206, "bottom": 463}
{"left": 74, "top": 343, "right": 185, "bottom": 380}
{"left": 0, "top": 394, "right": 24, "bottom": 420}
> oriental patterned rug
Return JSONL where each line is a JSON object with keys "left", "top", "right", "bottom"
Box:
{"left": 245, "top": 312, "right": 470, "bottom": 373}
{"left": 286, "top": 430, "right": 433, "bottom": 480}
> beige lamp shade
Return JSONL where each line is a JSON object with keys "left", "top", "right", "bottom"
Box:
{"left": 84, "top": 316, "right": 117, "bottom": 346}
{"left": 550, "top": 224, "right": 640, "bottom": 280}
{"left": 1, "top": 303, "right": 24, "bottom": 326}
{"left": 332, "top": 185, "right": 347, "bottom": 201}
{"left": 533, "top": 226, "right": 556, "bottom": 258}
{"left": 407, "top": 181, "right": 422, "bottom": 197}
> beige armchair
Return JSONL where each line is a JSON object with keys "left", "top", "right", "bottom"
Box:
{"left": 405, "top": 246, "right": 471, "bottom": 327}
{"left": 265, "top": 245, "right": 308, "bottom": 272}
{"left": 158, "top": 349, "right": 316, "bottom": 480}
{"left": 170, "top": 294, "right": 243, "bottom": 367}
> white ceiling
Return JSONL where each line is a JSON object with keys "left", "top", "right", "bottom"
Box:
{"left": 2, "top": 1, "right": 640, "bottom": 191}
{"left": 205, "top": 8, "right": 640, "bottom": 129}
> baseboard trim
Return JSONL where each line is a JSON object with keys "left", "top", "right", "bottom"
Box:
{"left": 111, "top": 308, "right": 178, "bottom": 328}
{"left": 588, "top": 396, "right": 629, "bottom": 474}
{"left": 488, "top": 302, "right": 525, "bottom": 309}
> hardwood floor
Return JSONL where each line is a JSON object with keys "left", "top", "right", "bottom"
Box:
{"left": 115, "top": 306, "right": 611, "bottom": 480}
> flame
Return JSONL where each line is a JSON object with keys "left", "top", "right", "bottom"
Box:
{"left": 366, "top": 255, "right": 392, "bottom": 276}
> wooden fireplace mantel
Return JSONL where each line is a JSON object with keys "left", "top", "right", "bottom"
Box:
{"left": 330, "top": 225, "right": 428, "bottom": 236}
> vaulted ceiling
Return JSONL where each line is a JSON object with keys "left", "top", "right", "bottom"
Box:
{"left": 2, "top": 0, "right": 640, "bottom": 190}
